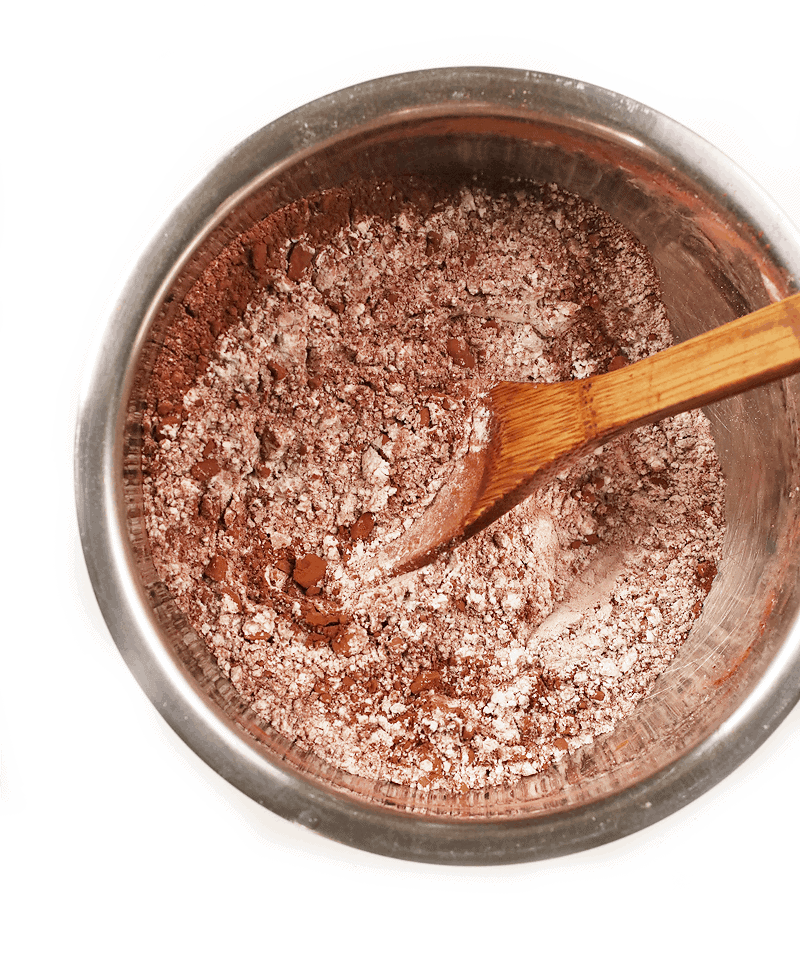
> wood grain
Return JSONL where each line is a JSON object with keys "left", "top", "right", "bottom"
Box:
{"left": 466, "top": 293, "right": 800, "bottom": 537}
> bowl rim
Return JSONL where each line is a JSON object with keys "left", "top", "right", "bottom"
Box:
{"left": 75, "top": 66, "right": 800, "bottom": 864}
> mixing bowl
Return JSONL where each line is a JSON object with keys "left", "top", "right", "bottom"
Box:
{"left": 75, "top": 67, "right": 800, "bottom": 864}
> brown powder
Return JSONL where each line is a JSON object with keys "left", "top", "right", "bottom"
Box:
{"left": 141, "top": 178, "right": 725, "bottom": 791}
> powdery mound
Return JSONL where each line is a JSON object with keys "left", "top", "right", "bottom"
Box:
{"left": 142, "top": 178, "right": 725, "bottom": 791}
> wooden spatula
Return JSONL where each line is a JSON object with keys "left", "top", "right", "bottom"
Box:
{"left": 378, "top": 293, "right": 800, "bottom": 578}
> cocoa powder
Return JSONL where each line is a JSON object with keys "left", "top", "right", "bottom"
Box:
{"left": 141, "top": 177, "right": 725, "bottom": 791}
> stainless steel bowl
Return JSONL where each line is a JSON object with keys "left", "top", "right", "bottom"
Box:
{"left": 76, "top": 67, "right": 800, "bottom": 864}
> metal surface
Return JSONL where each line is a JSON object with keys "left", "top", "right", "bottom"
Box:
{"left": 76, "top": 67, "right": 800, "bottom": 864}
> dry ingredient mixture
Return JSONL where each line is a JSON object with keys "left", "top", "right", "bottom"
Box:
{"left": 142, "top": 177, "right": 725, "bottom": 791}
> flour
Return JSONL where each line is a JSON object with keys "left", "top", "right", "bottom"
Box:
{"left": 141, "top": 178, "right": 725, "bottom": 791}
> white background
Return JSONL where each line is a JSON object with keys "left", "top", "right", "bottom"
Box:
{"left": 3, "top": 2, "right": 800, "bottom": 968}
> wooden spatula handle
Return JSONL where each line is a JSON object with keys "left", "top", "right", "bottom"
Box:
{"left": 586, "top": 293, "right": 800, "bottom": 437}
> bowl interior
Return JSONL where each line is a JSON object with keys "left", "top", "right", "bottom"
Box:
{"left": 118, "top": 84, "right": 800, "bottom": 841}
